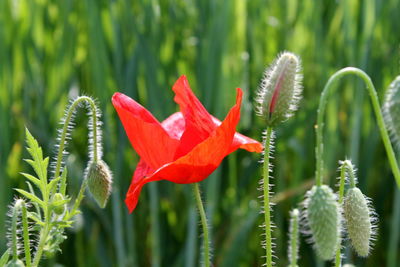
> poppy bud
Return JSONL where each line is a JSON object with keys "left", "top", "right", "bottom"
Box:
{"left": 383, "top": 75, "right": 400, "bottom": 148}
{"left": 303, "top": 185, "right": 341, "bottom": 260}
{"left": 52, "top": 193, "right": 65, "bottom": 215}
{"left": 343, "top": 187, "right": 376, "bottom": 257}
{"left": 85, "top": 160, "right": 113, "bottom": 208}
{"left": 256, "top": 51, "right": 303, "bottom": 126}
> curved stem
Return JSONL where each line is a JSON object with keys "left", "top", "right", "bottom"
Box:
{"left": 263, "top": 126, "right": 273, "bottom": 267}
{"left": 193, "top": 183, "right": 210, "bottom": 267}
{"left": 315, "top": 67, "right": 400, "bottom": 188}
{"left": 53, "top": 96, "right": 99, "bottom": 181}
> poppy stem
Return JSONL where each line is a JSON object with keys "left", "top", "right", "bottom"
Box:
{"left": 263, "top": 126, "right": 274, "bottom": 267}
{"left": 334, "top": 161, "right": 348, "bottom": 267}
{"left": 315, "top": 67, "right": 400, "bottom": 187}
{"left": 53, "top": 96, "right": 100, "bottom": 181}
{"left": 193, "top": 183, "right": 210, "bottom": 267}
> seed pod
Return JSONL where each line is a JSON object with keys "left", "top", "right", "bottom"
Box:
{"left": 52, "top": 193, "right": 66, "bottom": 215}
{"left": 343, "top": 187, "right": 376, "bottom": 257}
{"left": 256, "top": 51, "right": 303, "bottom": 126}
{"left": 304, "top": 185, "right": 341, "bottom": 260}
{"left": 383, "top": 75, "right": 400, "bottom": 148}
{"left": 85, "top": 160, "right": 113, "bottom": 208}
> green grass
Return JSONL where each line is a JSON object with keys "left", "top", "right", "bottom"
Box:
{"left": 1, "top": 0, "right": 399, "bottom": 266}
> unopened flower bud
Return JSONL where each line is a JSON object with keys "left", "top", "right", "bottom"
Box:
{"left": 304, "top": 185, "right": 341, "bottom": 260}
{"left": 52, "top": 193, "right": 66, "bottom": 215}
{"left": 383, "top": 75, "right": 400, "bottom": 148}
{"left": 256, "top": 51, "right": 303, "bottom": 126}
{"left": 343, "top": 187, "right": 376, "bottom": 257}
{"left": 85, "top": 160, "right": 113, "bottom": 208}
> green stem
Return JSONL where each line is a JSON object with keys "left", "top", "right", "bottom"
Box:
{"left": 11, "top": 201, "right": 20, "bottom": 261}
{"left": 193, "top": 183, "right": 210, "bottom": 267}
{"left": 20, "top": 201, "right": 31, "bottom": 267}
{"left": 263, "top": 126, "right": 273, "bottom": 267}
{"left": 334, "top": 161, "right": 348, "bottom": 267}
{"left": 32, "top": 208, "right": 50, "bottom": 267}
{"left": 53, "top": 96, "right": 99, "bottom": 181}
{"left": 315, "top": 67, "right": 400, "bottom": 188}
{"left": 289, "top": 209, "right": 299, "bottom": 267}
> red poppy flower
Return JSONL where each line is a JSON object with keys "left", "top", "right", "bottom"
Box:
{"left": 112, "top": 75, "right": 263, "bottom": 212}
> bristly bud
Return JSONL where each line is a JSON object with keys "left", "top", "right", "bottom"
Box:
{"left": 288, "top": 209, "right": 300, "bottom": 267}
{"left": 343, "top": 187, "right": 377, "bottom": 257}
{"left": 303, "top": 185, "right": 341, "bottom": 260}
{"left": 256, "top": 51, "right": 303, "bottom": 126}
{"left": 85, "top": 160, "right": 113, "bottom": 208}
{"left": 383, "top": 75, "right": 400, "bottom": 149}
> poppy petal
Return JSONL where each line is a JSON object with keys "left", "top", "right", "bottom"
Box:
{"left": 112, "top": 93, "right": 180, "bottom": 169}
{"left": 161, "top": 112, "right": 185, "bottom": 140}
{"left": 125, "top": 159, "right": 155, "bottom": 212}
{"left": 141, "top": 88, "right": 244, "bottom": 185}
{"left": 210, "top": 117, "right": 263, "bottom": 153}
{"left": 172, "top": 76, "right": 216, "bottom": 158}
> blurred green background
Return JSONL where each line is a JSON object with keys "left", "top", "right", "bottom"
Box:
{"left": 1, "top": 0, "right": 400, "bottom": 266}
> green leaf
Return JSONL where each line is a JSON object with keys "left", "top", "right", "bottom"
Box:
{"left": 0, "top": 249, "right": 10, "bottom": 266}
{"left": 21, "top": 172, "right": 42, "bottom": 189}
{"left": 28, "top": 212, "right": 45, "bottom": 226}
{"left": 48, "top": 177, "right": 61, "bottom": 195}
{"left": 15, "top": 189, "right": 45, "bottom": 206}
{"left": 51, "top": 198, "right": 70, "bottom": 207}
{"left": 24, "top": 128, "right": 49, "bottom": 185}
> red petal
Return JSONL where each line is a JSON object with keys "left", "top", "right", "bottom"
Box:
{"left": 210, "top": 117, "right": 263, "bottom": 153}
{"left": 125, "top": 159, "right": 155, "bottom": 213}
{"left": 161, "top": 112, "right": 185, "bottom": 140}
{"left": 141, "top": 88, "right": 244, "bottom": 185}
{"left": 172, "top": 76, "right": 216, "bottom": 158}
{"left": 112, "top": 93, "right": 180, "bottom": 169}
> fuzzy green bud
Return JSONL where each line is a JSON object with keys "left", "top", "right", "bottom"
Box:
{"left": 256, "top": 51, "right": 303, "bottom": 126}
{"left": 343, "top": 187, "right": 376, "bottom": 257}
{"left": 85, "top": 160, "right": 113, "bottom": 208}
{"left": 5, "top": 259, "right": 25, "bottom": 267}
{"left": 304, "top": 185, "right": 341, "bottom": 260}
{"left": 383, "top": 76, "right": 400, "bottom": 148}
{"left": 52, "top": 193, "right": 65, "bottom": 215}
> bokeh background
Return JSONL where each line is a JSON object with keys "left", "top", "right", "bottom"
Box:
{"left": 1, "top": 0, "right": 400, "bottom": 266}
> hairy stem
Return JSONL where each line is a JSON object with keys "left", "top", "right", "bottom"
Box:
{"left": 53, "top": 96, "right": 99, "bottom": 181}
{"left": 334, "top": 162, "right": 348, "bottom": 267}
{"left": 193, "top": 183, "right": 210, "bottom": 267}
{"left": 20, "top": 201, "right": 31, "bottom": 267}
{"left": 263, "top": 126, "right": 273, "bottom": 267}
{"left": 289, "top": 209, "right": 299, "bottom": 267}
{"left": 315, "top": 67, "right": 400, "bottom": 187}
